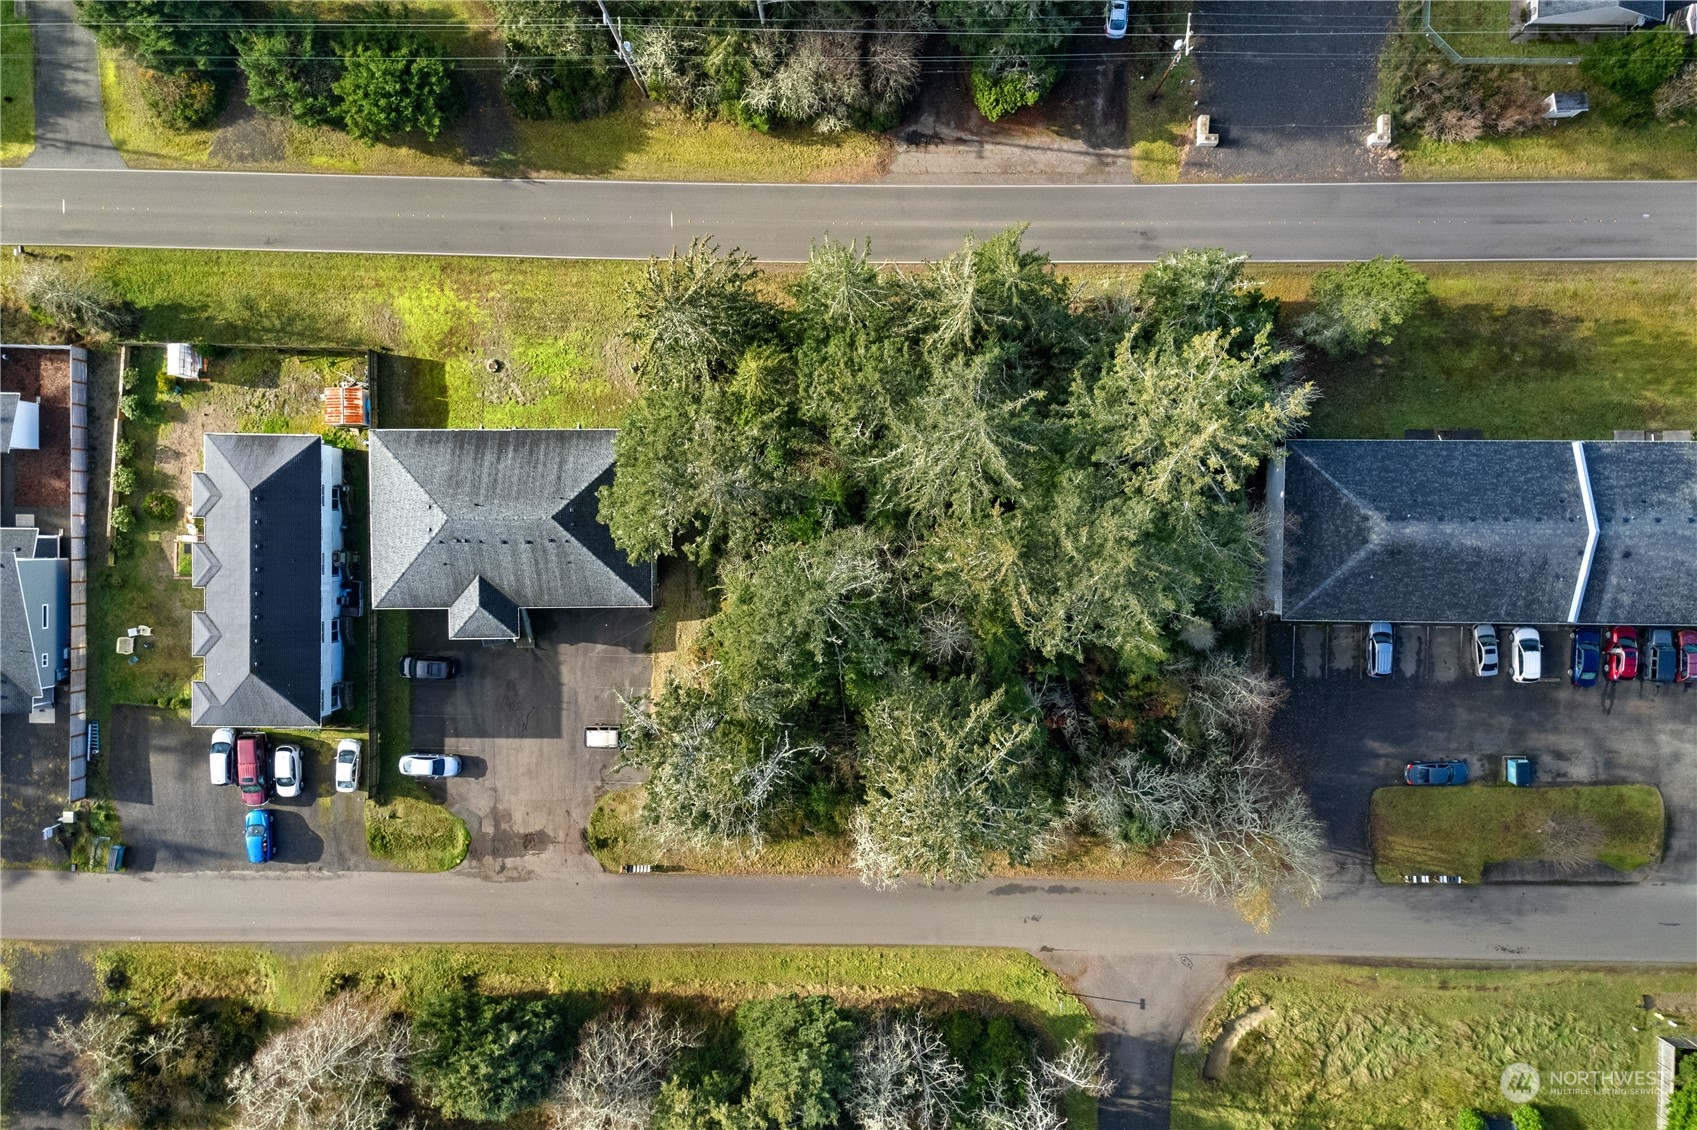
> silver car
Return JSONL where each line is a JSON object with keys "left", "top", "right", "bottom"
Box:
{"left": 1472, "top": 625, "right": 1499, "bottom": 677}
{"left": 208, "top": 727, "right": 235, "bottom": 786}
{"left": 1365, "top": 622, "right": 1394, "bottom": 677}
{"left": 399, "top": 754, "right": 461, "bottom": 779}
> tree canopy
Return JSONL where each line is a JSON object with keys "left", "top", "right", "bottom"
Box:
{"left": 1296, "top": 257, "right": 1429, "bottom": 357}
{"left": 605, "top": 231, "right": 1322, "bottom": 917}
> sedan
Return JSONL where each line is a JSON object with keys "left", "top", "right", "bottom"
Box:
{"left": 399, "top": 754, "right": 462, "bottom": 779}
{"left": 272, "top": 744, "right": 303, "bottom": 799}
{"left": 1509, "top": 627, "right": 1541, "bottom": 683}
{"left": 1365, "top": 622, "right": 1394, "bottom": 678}
{"left": 1570, "top": 628, "right": 1601, "bottom": 688}
{"left": 1472, "top": 625, "right": 1499, "bottom": 677}
{"left": 1605, "top": 625, "right": 1639, "bottom": 681}
{"left": 400, "top": 654, "right": 459, "bottom": 680}
{"left": 1104, "top": 0, "right": 1129, "bottom": 38}
{"left": 1678, "top": 629, "right": 1697, "bottom": 684}
{"left": 209, "top": 727, "right": 235, "bottom": 786}
{"left": 1646, "top": 628, "right": 1677, "bottom": 684}
{"left": 244, "top": 809, "right": 274, "bottom": 864}
{"left": 334, "top": 738, "right": 363, "bottom": 794}
{"left": 1405, "top": 760, "right": 1468, "bottom": 786}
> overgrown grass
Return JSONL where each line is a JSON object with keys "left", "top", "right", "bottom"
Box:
{"left": 1127, "top": 53, "right": 1196, "bottom": 183}
{"left": 1370, "top": 784, "right": 1665, "bottom": 883}
{"left": 0, "top": 0, "right": 34, "bottom": 165}
{"left": 1170, "top": 960, "right": 1697, "bottom": 1130}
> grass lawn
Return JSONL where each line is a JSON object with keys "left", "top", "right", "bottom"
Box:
{"left": 1127, "top": 53, "right": 1197, "bottom": 183}
{"left": 0, "top": 0, "right": 33, "bottom": 165}
{"left": 1170, "top": 960, "right": 1697, "bottom": 1130}
{"left": 1370, "top": 784, "right": 1665, "bottom": 883}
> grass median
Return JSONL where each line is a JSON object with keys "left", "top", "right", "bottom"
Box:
{"left": 1370, "top": 784, "right": 1664, "bottom": 883}
{"left": 1171, "top": 960, "right": 1697, "bottom": 1130}
{"left": 0, "top": 0, "right": 33, "bottom": 165}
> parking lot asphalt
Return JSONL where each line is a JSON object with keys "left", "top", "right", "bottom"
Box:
{"left": 1268, "top": 621, "right": 1697, "bottom": 884}
{"left": 106, "top": 706, "right": 372, "bottom": 872}
{"left": 406, "top": 608, "right": 652, "bottom": 880}
{"left": 1, "top": 707, "right": 71, "bottom": 867}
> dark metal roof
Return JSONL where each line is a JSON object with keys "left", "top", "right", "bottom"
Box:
{"left": 0, "top": 527, "right": 44, "bottom": 712}
{"left": 369, "top": 429, "right": 652, "bottom": 615}
{"left": 190, "top": 434, "right": 325, "bottom": 728}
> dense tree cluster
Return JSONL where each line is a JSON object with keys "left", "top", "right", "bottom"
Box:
{"left": 602, "top": 231, "right": 1323, "bottom": 922}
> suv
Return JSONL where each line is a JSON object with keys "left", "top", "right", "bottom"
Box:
{"left": 1510, "top": 627, "right": 1542, "bottom": 683}
{"left": 1570, "top": 628, "right": 1601, "bottom": 688}
{"left": 1678, "top": 629, "right": 1697, "bottom": 684}
{"left": 235, "top": 732, "right": 269, "bottom": 808}
{"left": 1472, "top": 625, "right": 1499, "bottom": 677}
{"left": 208, "top": 727, "right": 236, "bottom": 786}
{"left": 1605, "top": 625, "right": 1639, "bottom": 681}
{"left": 1365, "top": 622, "right": 1394, "bottom": 678}
{"left": 400, "top": 654, "right": 459, "bottom": 680}
{"left": 1646, "top": 629, "right": 1677, "bottom": 683}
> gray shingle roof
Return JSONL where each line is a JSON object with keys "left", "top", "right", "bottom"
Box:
{"left": 0, "top": 527, "right": 44, "bottom": 713}
{"left": 0, "top": 392, "right": 17, "bottom": 455}
{"left": 1279, "top": 440, "right": 1697, "bottom": 624}
{"left": 190, "top": 434, "right": 325, "bottom": 728}
{"left": 448, "top": 576, "right": 522, "bottom": 640}
{"left": 369, "top": 429, "right": 652, "bottom": 615}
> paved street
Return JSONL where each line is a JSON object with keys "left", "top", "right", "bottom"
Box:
{"left": 2, "top": 169, "right": 1692, "bottom": 262}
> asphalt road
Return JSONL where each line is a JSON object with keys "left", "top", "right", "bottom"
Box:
{"left": 17, "top": 0, "right": 123, "bottom": 170}
{"left": 2, "top": 168, "right": 1693, "bottom": 262}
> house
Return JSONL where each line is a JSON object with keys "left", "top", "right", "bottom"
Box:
{"left": 0, "top": 525, "right": 69, "bottom": 716}
{"left": 1521, "top": 0, "right": 1694, "bottom": 31}
{"left": 1268, "top": 439, "right": 1697, "bottom": 625}
{"left": 368, "top": 429, "right": 652, "bottom": 641}
{"left": 188, "top": 433, "right": 351, "bottom": 728}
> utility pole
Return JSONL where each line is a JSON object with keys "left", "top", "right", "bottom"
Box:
{"left": 756, "top": 0, "right": 766, "bottom": 26}
{"left": 597, "top": 0, "right": 647, "bottom": 94}
{"left": 1148, "top": 18, "right": 1191, "bottom": 101}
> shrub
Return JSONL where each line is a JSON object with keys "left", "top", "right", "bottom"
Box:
{"left": 111, "top": 465, "right": 138, "bottom": 496}
{"left": 335, "top": 37, "right": 458, "bottom": 143}
{"left": 114, "top": 437, "right": 134, "bottom": 462}
{"left": 119, "top": 394, "right": 144, "bottom": 421}
{"left": 1296, "top": 257, "right": 1430, "bottom": 357}
{"left": 735, "top": 994, "right": 857, "bottom": 1130}
{"left": 238, "top": 22, "right": 344, "bottom": 127}
{"left": 969, "top": 64, "right": 1054, "bottom": 122}
{"left": 142, "top": 491, "right": 177, "bottom": 522}
{"left": 1512, "top": 1104, "right": 1546, "bottom": 1130}
{"left": 1655, "top": 61, "right": 1697, "bottom": 121}
{"left": 74, "top": 0, "right": 242, "bottom": 73}
{"left": 412, "top": 991, "right": 563, "bottom": 1121}
{"left": 111, "top": 505, "right": 135, "bottom": 534}
{"left": 1583, "top": 27, "right": 1689, "bottom": 116}
{"left": 1668, "top": 1054, "right": 1697, "bottom": 1130}
{"left": 17, "top": 261, "right": 130, "bottom": 337}
{"left": 1457, "top": 1110, "right": 1488, "bottom": 1130}
{"left": 138, "top": 67, "right": 224, "bottom": 130}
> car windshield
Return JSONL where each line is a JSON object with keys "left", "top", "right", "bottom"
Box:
{"left": 276, "top": 773, "right": 294, "bottom": 786}
{"left": 240, "top": 775, "right": 257, "bottom": 787}
{"left": 338, "top": 751, "right": 356, "bottom": 764}
{"left": 247, "top": 825, "right": 263, "bottom": 838}
{"left": 212, "top": 742, "right": 231, "bottom": 754}
{"left": 1522, "top": 639, "right": 1539, "bottom": 652}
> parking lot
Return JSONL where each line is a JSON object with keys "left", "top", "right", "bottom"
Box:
{"left": 406, "top": 607, "right": 651, "bottom": 880}
{"left": 1268, "top": 621, "right": 1697, "bottom": 883}
{"left": 106, "top": 706, "right": 372, "bottom": 872}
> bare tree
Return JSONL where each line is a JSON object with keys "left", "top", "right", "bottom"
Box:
{"left": 976, "top": 1067, "right": 1064, "bottom": 1130}
{"left": 17, "top": 261, "right": 128, "bottom": 336}
{"left": 51, "top": 1009, "right": 140, "bottom": 1127}
{"left": 1038, "top": 1043, "right": 1113, "bottom": 1099}
{"left": 548, "top": 1005, "right": 694, "bottom": 1130}
{"left": 227, "top": 994, "right": 411, "bottom": 1130}
{"left": 850, "top": 1016, "right": 965, "bottom": 1130}
{"left": 1185, "top": 656, "right": 1288, "bottom": 751}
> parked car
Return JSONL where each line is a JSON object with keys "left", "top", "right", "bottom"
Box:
{"left": 334, "top": 738, "right": 362, "bottom": 794}
{"left": 209, "top": 727, "right": 236, "bottom": 786}
{"left": 1472, "top": 625, "right": 1499, "bottom": 677}
{"left": 1677, "top": 629, "right": 1697, "bottom": 684}
{"left": 399, "top": 754, "right": 462, "bottom": 779}
{"left": 1365, "top": 622, "right": 1394, "bottom": 678}
{"left": 1104, "top": 0, "right": 1129, "bottom": 38}
{"left": 272, "top": 744, "right": 303, "bottom": 799}
{"left": 1405, "top": 760, "right": 1469, "bottom": 786}
{"left": 400, "top": 654, "right": 459, "bottom": 680}
{"left": 244, "top": 808, "right": 274, "bottom": 864}
{"left": 1570, "top": 628, "right": 1601, "bottom": 688}
{"left": 1504, "top": 756, "right": 1533, "bottom": 787}
{"left": 1646, "top": 628, "right": 1677, "bottom": 683}
{"left": 1605, "top": 625, "right": 1639, "bottom": 681}
{"left": 236, "top": 732, "right": 269, "bottom": 808}
{"left": 1509, "top": 627, "right": 1542, "bottom": 683}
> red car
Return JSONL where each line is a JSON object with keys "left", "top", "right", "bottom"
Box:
{"left": 1678, "top": 629, "right": 1697, "bottom": 684}
{"left": 1604, "top": 626, "right": 1639, "bottom": 682}
{"left": 235, "top": 732, "right": 269, "bottom": 808}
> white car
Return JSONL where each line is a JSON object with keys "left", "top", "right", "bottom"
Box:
{"left": 1510, "top": 627, "right": 1542, "bottom": 683}
{"left": 1104, "top": 0, "right": 1129, "bottom": 38}
{"left": 1472, "top": 625, "right": 1499, "bottom": 677}
{"left": 334, "top": 738, "right": 362, "bottom": 794}
{"left": 209, "top": 727, "right": 236, "bottom": 786}
{"left": 1365, "top": 622, "right": 1394, "bottom": 678}
{"left": 399, "top": 754, "right": 462, "bottom": 779}
{"left": 585, "top": 726, "right": 621, "bottom": 749}
{"left": 272, "top": 744, "right": 303, "bottom": 799}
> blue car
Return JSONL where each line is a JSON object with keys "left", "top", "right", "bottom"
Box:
{"left": 1571, "top": 628, "right": 1601, "bottom": 687}
{"left": 244, "top": 808, "right": 274, "bottom": 864}
{"left": 1405, "top": 760, "right": 1468, "bottom": 786}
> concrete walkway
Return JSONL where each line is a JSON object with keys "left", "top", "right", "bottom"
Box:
{"left": 20, "top": 0, "right": 124, "bottom": 169}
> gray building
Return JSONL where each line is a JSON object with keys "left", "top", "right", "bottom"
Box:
{"left": 189, "top": 433, "right": 349, "bottom": 728}
{"left": 1522, "top": 0, "right": 1692, "bottom": 29}
{"left": 1270, "top": 439, "right": 1697, "bottom": 625}
{"left": 0, "top": 525, "right": 69, "bottom": 715}
{"left": 368, "top": 429, "right": 652, "bottom": 641}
